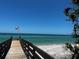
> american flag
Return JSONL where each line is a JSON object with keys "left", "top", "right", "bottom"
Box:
{"left": 15, "top": 26, "right": 20, "bottom": 32}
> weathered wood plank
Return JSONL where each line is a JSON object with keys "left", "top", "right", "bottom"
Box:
{"left": 5, "top": 40, "right": 27, "bottom": 59}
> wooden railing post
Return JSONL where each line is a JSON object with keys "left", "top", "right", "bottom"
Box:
{"left": 32, "top": 49, "right": 35, "bottom": 59}
{"left": 20, "top": 39, "right": 54, "bottom": 59}
{"left": 0, "top": 37, "right": 12, "bottom": 59}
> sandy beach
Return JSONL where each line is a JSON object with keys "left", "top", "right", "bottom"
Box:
{"left": 37, "top": 44, "right": 73, "bottom": 59}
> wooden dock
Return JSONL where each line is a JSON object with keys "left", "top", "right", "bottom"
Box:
{"left": 0, "top": 38, "right": 54, "bottom": 59}
{"left": 5, "top": 40, "right": 27, "bottom": 59}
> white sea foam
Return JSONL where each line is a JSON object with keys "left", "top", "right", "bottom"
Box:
{"left": 37, "top": 44, "right": 73, "bottom": 59}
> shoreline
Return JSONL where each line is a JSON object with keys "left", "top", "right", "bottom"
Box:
{"left": 36, "top": 44, "right": 73, "bottom": 59}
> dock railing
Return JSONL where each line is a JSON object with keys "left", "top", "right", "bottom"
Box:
{"left": 20, "top": 39, "right": 54, "bottom": 59}
{"left": 0, "top": 37, "right": 12, "bottom": 59}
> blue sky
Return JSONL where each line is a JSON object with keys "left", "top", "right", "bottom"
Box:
{"left": 0, "top": 0, "right": 73, "bottom": 34}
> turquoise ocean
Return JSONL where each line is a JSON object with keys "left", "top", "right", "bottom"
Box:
{"left": 0, "top": 34, "right": 75, "bottom": 45}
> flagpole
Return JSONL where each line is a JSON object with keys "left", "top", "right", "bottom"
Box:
{"left": 15, "top": 26, "right": 20, "bottom": 39}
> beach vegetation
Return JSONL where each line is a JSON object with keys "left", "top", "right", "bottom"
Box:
{"left": 64, "top": 0, "right": 79, "bottom": 59}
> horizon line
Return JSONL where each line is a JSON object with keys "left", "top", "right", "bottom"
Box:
{"left": 0, "top": 32, "right": 71, "bottom": 35}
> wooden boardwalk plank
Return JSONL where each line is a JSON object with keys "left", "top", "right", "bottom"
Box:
{"left": 5, "top": 40, "right": 27, "bottom": 59}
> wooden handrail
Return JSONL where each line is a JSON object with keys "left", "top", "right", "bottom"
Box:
{"left": 20, "top": 39, "right": 54, "bottom": 59}
{"left": 0, "top": 37, "right": 12, "bottom": 59}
